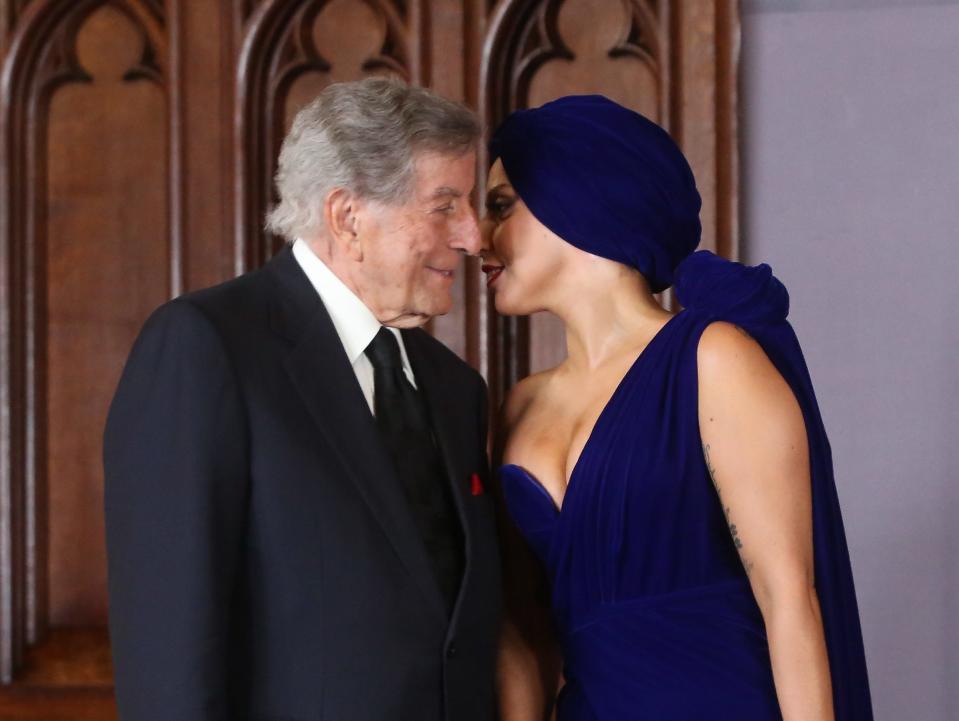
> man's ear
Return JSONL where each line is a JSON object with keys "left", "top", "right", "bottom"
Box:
{"left": 324, "top": 187, "right": 363, "bottom": 261}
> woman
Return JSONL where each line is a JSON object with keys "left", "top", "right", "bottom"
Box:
{"left": 480, "top": 95, "right": 873, "bottom": 721}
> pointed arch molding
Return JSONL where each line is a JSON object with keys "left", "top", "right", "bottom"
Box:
{"left": 3, "top": 2, "right": 35, "bottom": 32}
{"left": 0, "top": 0, "right": 167, "bottom": 683}
{"left": 480, "top": 0, "right": 665, "bottom": 128}
{"left": 235, "top": 0, "right": 425, "bottom": 273}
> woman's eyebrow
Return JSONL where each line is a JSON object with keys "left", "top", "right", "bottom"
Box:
{"left": 486, "top": 183, "right": 511, "bottom": 195}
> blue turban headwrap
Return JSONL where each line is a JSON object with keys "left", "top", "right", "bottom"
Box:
{"left": 488, "top": 95, "right": 702, "bottom": 292}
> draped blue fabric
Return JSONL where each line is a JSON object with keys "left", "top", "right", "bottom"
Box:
{"left": 488, "top": 95, "right": 702, "bottom": 293}
{"left": 492, "top": 94, "right": 872, "bottom": 719}
{"left": 500, "top": 252, "right": 874, "bottom": 720}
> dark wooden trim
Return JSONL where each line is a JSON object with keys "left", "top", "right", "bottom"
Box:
{"left": 168, "top": 0, "right": 185, "bottom": 297}
{"left": 716, "top": 0, "right": 739, "bottom": 261}
{"left": 463, "top": 0, "right": 486, "bottom": 373}
{"left": 220, "top": 0, "right": 239, "bottom": 287}
{"left": 667, "top": 0, "right": 682, "bottom": 144}
{"left": 477, "top": 0, "right": 533, "bottom": 408}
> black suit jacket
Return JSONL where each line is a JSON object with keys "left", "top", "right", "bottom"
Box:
{"left": 103, "top": 245, "right": 502, "bottom": 721}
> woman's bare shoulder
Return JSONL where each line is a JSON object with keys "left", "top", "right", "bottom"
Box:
{"left": 697, "top": 320, "right": 799, "bottom": 421}
{"left": 697, "top": 320, "right": 774, "bottom": 382}
{"left": 501, "top": 368, "right": 556, "bottom": 431}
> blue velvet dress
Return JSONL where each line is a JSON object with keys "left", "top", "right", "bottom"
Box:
{"left": 499, "top": 252, "right": 873, "bottom": 721}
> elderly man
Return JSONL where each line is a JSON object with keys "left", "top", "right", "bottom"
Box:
{"left": 103, "top": 78, "right": 500, "bottom": 721}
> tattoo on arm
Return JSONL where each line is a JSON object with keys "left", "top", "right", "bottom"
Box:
{"left": 703, "top": 442, "right": 755, "bottom": 576}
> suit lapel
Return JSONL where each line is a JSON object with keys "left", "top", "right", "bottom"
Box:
{"left": 265, "top": 247, "right": 448, "bottom": 623}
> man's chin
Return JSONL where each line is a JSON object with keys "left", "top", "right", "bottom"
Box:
{"left": 383, "top": 314, "right": 430, "bottom": 329}
{"left": 380, "top": 293, "right": 453, "bottom": 328}
{"left": 417, "top": 292, "right": 454, "bottom": 320}
{"left": 431, "top": 296, "right": 453, "bottom": 317}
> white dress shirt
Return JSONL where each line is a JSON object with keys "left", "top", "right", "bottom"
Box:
{"left": 291, "top": 238, "right": 417, "bottom": 414}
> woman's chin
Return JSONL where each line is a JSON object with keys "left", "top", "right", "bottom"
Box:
{"left": 492, "top": 293, "right": 526, "bottom": 317}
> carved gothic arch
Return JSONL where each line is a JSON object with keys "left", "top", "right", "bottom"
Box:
{"left": 0, "top": 0, "right": 167, "bottom": 683}
{"left": 234, "top": 0, "right": 424, "bottom": 272}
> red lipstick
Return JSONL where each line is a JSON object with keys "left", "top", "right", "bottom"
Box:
{"left": 481, "top": 264, "right": 504, "bottom": 288}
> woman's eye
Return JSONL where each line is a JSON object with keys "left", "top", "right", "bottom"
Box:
{"left": 487, "top": 198, "right": 514, "bottom": 219}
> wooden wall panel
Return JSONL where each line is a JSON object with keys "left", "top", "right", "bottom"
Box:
{"left": 424, "top": 0, "right": 473, "bottom": 362}
{"left": 1, "top": 0, "right": 168, "bottom": 690}
{"left": 45, "top": 4, "right": 168, "bottom": 628}
{"left": 177, "top": 0, "right": 236, "bottom": 293}
{"left": 284, "top": 0, "right": 400, "bottom": 123}
{"left": 0, "top": 1, "right": 737, "bottom": 714}
{"left": 527, "top": 0, "right": 661, "bottom": 116}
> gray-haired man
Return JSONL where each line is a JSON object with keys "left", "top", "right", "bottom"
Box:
{"left": 104, "top": 78, "right": 501, "bottom": 721}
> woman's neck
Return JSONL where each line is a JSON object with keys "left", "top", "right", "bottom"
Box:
{"left": 551, "top": 267, "right": 671, "bottom": 371}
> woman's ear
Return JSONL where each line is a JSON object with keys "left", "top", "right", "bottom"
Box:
{"left": 324, "top": 187, "right": 363, "bottom": 261}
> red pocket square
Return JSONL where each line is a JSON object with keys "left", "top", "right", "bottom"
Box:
{"left": 470, "top": 472, "right": 484, "bottom": 496}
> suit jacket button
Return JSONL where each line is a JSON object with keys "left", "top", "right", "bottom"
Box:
{"left": 446, "top": 642, "right": 458, "bottom": 659}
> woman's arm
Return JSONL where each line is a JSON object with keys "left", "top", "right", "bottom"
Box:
{"left": 495, "top": 528, "right": 562, "bottom": 721}
{"left": 491, "top": 377, "right": 563, "bottom": 721}
{"left": 697, "top": 321, "right": 834, "bottom": 721}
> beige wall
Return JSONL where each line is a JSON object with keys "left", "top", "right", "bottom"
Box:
{"left": 742, "top": 2, "right": 959, "bottom": 719}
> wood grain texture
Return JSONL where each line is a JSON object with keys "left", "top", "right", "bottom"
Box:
{"left": 425, "top": 0, "right": 474, "bottom": 361}
{"left": 0, "top": 688, "right": 116, "bottom": 721}
{"left": 1, "top": 0, "right": 167, "bottom": 687}
{"left": 45, "top": 3, "right": 168, "bottom": 628}
{"left": 176, "top": 0, "right": 238, "bottom": 292}
{"left": 0, "top": 629, "right": 115, "bottom": 719}
{"left": 8, "top": 628, "right": 112, "bottom": 688}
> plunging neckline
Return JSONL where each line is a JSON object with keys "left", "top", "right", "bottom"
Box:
{"left": 501, "top": 311, "right": 685, "bottom": 516}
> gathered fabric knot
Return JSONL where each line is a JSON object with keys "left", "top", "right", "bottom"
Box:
{"left": 674, "top": 250, "right": 790, "bottom": 326}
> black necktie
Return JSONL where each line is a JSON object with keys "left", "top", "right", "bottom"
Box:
{"left": 365, "top": 327, "right": 431, "bottom": 435}
{"left": 364, "top": 327, "right": 463, "bottom": 614}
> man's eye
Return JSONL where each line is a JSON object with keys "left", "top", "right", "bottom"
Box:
{"left": 435, "top": 203, "right": 454, "bottom": 213}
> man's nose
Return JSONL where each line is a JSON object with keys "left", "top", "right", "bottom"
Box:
{"left": 451, "top": 207, "right": 483, "bottom": 256}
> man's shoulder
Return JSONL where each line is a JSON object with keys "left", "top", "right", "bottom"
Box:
{"left": 177, "top": 263, "right": 273, "bottom": 322}
{"left": 130, "top": 262, "right": 279, "bottom": 364}
{"left": 405, "top": 328, "right": 485, "bottom": 389}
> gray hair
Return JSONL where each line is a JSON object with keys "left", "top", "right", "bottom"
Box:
{"left": 266, "top": 77, "right": 482, "bottom": 242}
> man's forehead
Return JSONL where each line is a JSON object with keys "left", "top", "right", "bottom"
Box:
{"left": 415, "top": 148, "right": 475, "bottom": 170}
{"left": 413, "top": 150, "right": 476, "bottom": 198}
